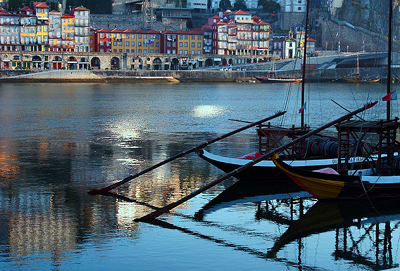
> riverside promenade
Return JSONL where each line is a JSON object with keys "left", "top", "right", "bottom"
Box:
{"left": 0, "top": 67, "right": 390, "bottom": 83}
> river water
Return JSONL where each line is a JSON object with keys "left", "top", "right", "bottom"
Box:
{"left": 0, "top": 81, "right": 399, "bottom": 271}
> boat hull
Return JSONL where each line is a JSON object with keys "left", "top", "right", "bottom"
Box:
{"left": 272, "top": 154, "right": 400, "bottom": 200}
{"left": 197, "top": 150, "right": 367, "bottom": 181}
{"left": 343, "top": 78, "right": 380, "bottom": 83}
{"left": 254, "top": 76, "right": 302, "bottom": 84}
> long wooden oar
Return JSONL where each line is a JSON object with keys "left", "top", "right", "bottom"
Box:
{"left": 88, "top": 111, "right": 286, "bottom": 195}
{"left": 135, "top": 101, "right": 378, "bottom": 221}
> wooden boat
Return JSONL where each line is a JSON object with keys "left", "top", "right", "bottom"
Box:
{"left": 343, "top": 76, "right": 380, "bottom": 83}
{"left": 254, "top": 76, "right": 302, "bottom": 84}
{"left": 198, "top": 145, "right": 383, "bottom": 181}
{"left": 198, "top": 2, "right": 376, "bottom": 182}
{"left": 343, "top": 55, "right": 380, "bottom": 83}
{"left": 271, "top": 0, "right": 400, "bottom": 200}
{"left": 272, "top": 153, "right": 400, "bottom": 200}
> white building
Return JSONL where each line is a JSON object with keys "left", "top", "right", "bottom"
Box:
{"left": 210, "top": 0, "right": 259, "bottom": 12}
{"left": 187, "top": 0, "right": 207, "bottom": 12}
{"left": 277, "top": 0, "right": 307, "bottom": 12}
{"left": 329, "top": 0, "right": 343, "bottom": 16}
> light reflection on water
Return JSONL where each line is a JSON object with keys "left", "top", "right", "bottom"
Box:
{"left": 0, "top": 82, "right": 399, "bottom": 270}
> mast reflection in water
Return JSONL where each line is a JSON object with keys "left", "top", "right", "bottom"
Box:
{"left": 0, "top": 82, "right": 399, "bottom": 270}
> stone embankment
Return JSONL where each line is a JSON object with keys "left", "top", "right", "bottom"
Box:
{"left": 0, "top": 68, "right": 392, "bottom": 83}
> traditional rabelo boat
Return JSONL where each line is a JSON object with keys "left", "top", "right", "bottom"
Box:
{"left": 198, "top": 3, "right": 377, "bottom": 182}
{"left": 343, "top": 55, "right": 380, "bottom": 83}
{"left": 254, "top": 55, "right": 302, "bottom": 83}
{"left": 254, "top": 76, "right": 302, "bottom": 84}
{"left": 272, "top": 0, "right": 400, "bottom": 200}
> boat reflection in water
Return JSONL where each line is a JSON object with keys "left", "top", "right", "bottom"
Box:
{"left": 192, "top": 178, "right": 400, "bottom": 270}
{"left": 194, "top": 177, "right": 310, "bottom": 220}
{"left": 268, "top": 198, "right": 400, "bottom": 268}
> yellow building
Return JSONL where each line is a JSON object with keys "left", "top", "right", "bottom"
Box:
{"left": 61, "top": 14, "right": 74, "bottom": 51}
{"left": 19, "top": 15, "right": 37, "bottom": 52}
{"left": 110, "top": 29, "right": 161, "bottom": 54}
{"left": 176, "top": 30, "right": 203, "bottom": 55}
{"left": 33, "top": 2, "right": 49, "bottom": 51}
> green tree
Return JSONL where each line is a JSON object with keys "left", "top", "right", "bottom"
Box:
{"left": 233, "top": 0, "right": 248, "bottom": 11}
{"left": 219, "top": 0, "right": 232, "bottom": 11}
{"left": 49, "top": 2, "right": 60, "bottom": 12}
{"left": 259, "top": 0, "right": 280, "bottom": 13}
{"left": 8, "top": 0, "right": 25, "bottom": 10}
{"left": 66, "top": 0, "right": 112, "bottom": 14}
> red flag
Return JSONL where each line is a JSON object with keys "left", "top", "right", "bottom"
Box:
{"left": 299, "top": 103, "right": 306, "bottom": 113}
{"left": 382, "top": 90, "right": 397, "bottom": 101}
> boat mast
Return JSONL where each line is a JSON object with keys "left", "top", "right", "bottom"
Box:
{"left": 356, "top": 54, "right": 359, "bottom": 77}
{"left": 387, "top": 0, "right": 393, "bottom": 120}
{"left": 301, "top": 0, "right": 310, "bottom": 128}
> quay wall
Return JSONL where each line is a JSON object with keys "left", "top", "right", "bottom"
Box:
{"left": 0, "top": 68, "right": 393, "bottom": 83}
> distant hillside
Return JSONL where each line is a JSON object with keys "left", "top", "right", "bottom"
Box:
{"left": 336, "top": 0, "right": 390, "bottom": 35}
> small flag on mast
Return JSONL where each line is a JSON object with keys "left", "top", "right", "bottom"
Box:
{"left": 382, "top": 90, "right": 398, "bottom": 101}
{"left": 299, "top": 102, "right": 306, "bottom": 114}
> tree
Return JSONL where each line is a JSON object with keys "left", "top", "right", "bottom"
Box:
{"left": 8, "top": 0, "right": 25, "bottom": 10}
{"left": 65, "top": 0, "right": 112, "bottom": 14}
{"left": 260, "top": 0, "right": 280, "bottom": 13}
{"left": 233, "top": 0, "right": 248, "bottom": 11}
{"left": 219, "top": 0, "right": 232, "bottom": 11}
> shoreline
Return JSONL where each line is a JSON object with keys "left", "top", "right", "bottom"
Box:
{"left": 0, "top": 68, "right": 388, "bottom": 83}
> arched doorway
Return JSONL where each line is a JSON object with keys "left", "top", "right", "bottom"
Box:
{"left": 171, "top": 58, "right": 179, "bottom": 70}
{"left": 111, "top": 57, "right": 119, "bottom": 69}
{"left": 205, "top": 58, "right": 213, "bottom": 67}
{"left": 32, "top": 55, "right": 42, "bottom": 69}
{"left": 79, "top": 57, "right": 89, "bottom": 69}
{"left": 67, "top": 56, "right": 77, "bottom": 69}
{"left": 52, "top": 55, "right": 62, "bottom": 69}
{"left": 153, "top": 57, "right": 162, "bottom": 70}
{"left": 91, "top": 57, "right": 101, "bottom": 69}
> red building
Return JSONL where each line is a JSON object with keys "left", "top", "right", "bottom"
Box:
{"left": 160, "top": 30, "right": 178, "bottom": 54}
{"left": 95, "top": 28, "right": 112, "bottom": 52}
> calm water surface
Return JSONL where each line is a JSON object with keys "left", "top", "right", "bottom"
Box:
{"left": 0, "top": 81, "right": 399, "bottom": 270}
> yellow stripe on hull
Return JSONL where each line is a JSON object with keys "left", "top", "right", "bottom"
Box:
{"left": 288, "top": 172, "right": 345, "bottom": 199}
{"left": 272, "top": 155, "right": 345, "bottom": 199}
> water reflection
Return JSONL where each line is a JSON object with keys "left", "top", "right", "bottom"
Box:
{"left": 145, "top": 178, "right": 400, "bottom": 270}
{"left": 1, "top": 82, "right": 398, "bottom": 270}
